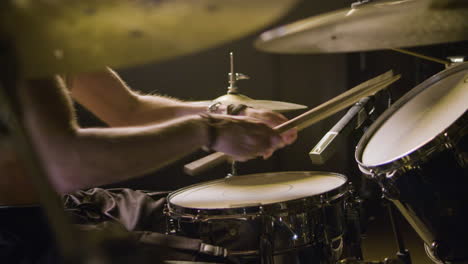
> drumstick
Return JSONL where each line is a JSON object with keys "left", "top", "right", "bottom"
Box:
{"left": 184, "top": 70, "right": 400, "bottom": 176}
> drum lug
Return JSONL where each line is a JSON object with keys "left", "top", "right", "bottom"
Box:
{"left": 320, "top": 194, "right": 331, "bottom": 206}
{"left": 377, "top": 172, "right": 400, "bottom": 200}
{"left": 380, "top": 186, "right": 400, "bottom": 200}
{"left": 164, "top": 205, "right": 177, "bottom": 235}
{"left": 166, "top": 217, "right": 177, "bottom": 235}
{"left": 194, "top": 210, "right": 205, "bottom": 221}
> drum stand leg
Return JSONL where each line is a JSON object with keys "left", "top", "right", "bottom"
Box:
{"left": 345, "top": 193, "right": 364, "bottom": 261}
{"left": 260, "top": 215, "right": 274, "bottom": 264}
{"left": 0, "top": 40, "right": 92, "bottom": 264}
{"left": 385, "top": 202, "right": 412, "bottom": 264}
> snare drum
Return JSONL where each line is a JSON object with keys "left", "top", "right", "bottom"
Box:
{"left": 166, "top": 171, "right": 350, "bottom": 264}
{"left": 356, "top": 62, "right": 468, "bottom": 262}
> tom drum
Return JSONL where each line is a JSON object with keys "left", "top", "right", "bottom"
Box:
{"left": 356, "top": 62, "right": 468, "bottom": 262}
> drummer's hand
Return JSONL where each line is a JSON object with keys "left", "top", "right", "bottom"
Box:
{"left": 210, "top": 115, "right": 284, "bottom": 161}
{"left": 241, "top": 108, "right": 297, "bottom": 146}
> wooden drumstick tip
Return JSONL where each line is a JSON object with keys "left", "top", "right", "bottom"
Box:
{"left": 184, "top": 152, "right": 229, "bottom": 176}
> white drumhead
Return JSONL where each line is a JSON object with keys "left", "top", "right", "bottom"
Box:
{"left": 169, "top": 172, "right": 346, "bottom": 209}
{"left": 362, "top": 69, "right": 468, "bottom": 166}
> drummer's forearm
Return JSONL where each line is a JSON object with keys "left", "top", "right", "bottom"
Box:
{"left": 54, "top": 116, "right": 210, "bottom": 193}
{"left": 66, "top": 68, "right": 218, "bottom": 127}
{"left": 1, "top": 119, "right": 208, "bottom": 195}
{"left": 130, "top": 95, "right": 215, "bottom": 125}
{"left": 20, "top": 77, "right": 213, "bottom": 193}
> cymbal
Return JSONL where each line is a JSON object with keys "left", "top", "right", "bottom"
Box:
{"left": 192, "top": 93, "right": 307, "bottom": 112}
{"left": 0, "top": 0, "right": 298, "bottom": 78}
{"left": 255, "top": 0, "right": 468, "bottom": 54}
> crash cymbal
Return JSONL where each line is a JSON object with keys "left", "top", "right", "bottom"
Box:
{"left": 192, "top": 93, "right": 308, "bottom": 112}
{"left": 0, "top": 0, "right": 298, "bottom": 78}
{"left": 255, "top": 0, "right": 468, "bottom": 54}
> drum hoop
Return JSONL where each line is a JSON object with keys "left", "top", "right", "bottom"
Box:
{"left": 166, "top": 171, "right": 349, "bottom": 219}
{"left": 355, "top": 62, "right": 468, "bottom": 177}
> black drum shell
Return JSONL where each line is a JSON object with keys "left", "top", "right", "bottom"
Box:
{"left": 374, "top": 137, "right": 468, "bottom": 261}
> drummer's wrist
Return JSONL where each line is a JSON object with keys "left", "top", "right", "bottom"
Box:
{"left": 198, "top": 113, "right": 221, "bottom": 151}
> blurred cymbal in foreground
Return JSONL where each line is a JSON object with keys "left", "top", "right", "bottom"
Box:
{"left": 255, "top": 0, "right": 468, "bottom": 54}
{"left": 192, "top": 93, "right": 307, "bottom": 112}
{"left": 0, "top": 0, "right": 298, "bottom": 78}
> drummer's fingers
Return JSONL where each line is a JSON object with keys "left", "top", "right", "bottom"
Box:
{"left": 237, "top": 136, "right": 278, "bottom": 161}
{"left": 245, "top": 108, "right": 288, "bottom": 128}
{"left": 263, "top": 111, "right": 289, "bottom": 128}
{"left": 248, "top": 110, "right": 296, "bottom": 146}
{"left": 262, "top": 148, "right": 275, "bottom": 160}
{"left": 282, "top": 128, "right": 298, "bottom": 145}
{"left": 261, "top": 134, "right": 284, "bottom": 159}
{"left": 270, "top": 132, "right": 284, "bottom": 149}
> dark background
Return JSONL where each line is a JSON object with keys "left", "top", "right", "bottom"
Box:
{"left": 74, "top": 1, "right": 467, "bottom": 263}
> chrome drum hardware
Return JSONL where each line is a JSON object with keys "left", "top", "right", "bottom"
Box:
{"left": 166, "top": 171, "right": 351, "bottom": 264}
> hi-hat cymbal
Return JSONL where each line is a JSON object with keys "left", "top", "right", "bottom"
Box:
{"left": 0, "top": 0, "right": 298, "bottom": 78}
{"left": 192, "top": 93, "right": 307, "bottom": 112}
{"left": 255, "top": 0, "right": 468, "bottom": 54}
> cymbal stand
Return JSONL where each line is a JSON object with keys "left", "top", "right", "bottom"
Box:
{"left": 390, "top": 48, "right": 450, "bottom": 67}
{"left": 226, "top": 161, "right": 238, "bottom": 178}
{"left": 384, "top": 201, "right": 412, "bottom": 264}
{"left": 344, "top": 183, "right": 365, "bottom": 261}
{"left": 0, "top": 40, "right": 95, "bottom": 264}
{"left": 339, "top": 201, "right": 412, "bottom": 264}
{"left": 227, "top": 51, "right": 249, "bottom": 95}
{"left": 226, "top": 52, "right": 248, "bottom": 178}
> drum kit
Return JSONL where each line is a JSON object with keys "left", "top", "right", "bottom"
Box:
{"left": 168, "top": 60, "right": 468, "bottom": 263}
{"left": 0, "top": 0, "right": 467, "bottom": 264}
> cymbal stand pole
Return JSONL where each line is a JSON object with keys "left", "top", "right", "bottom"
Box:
{"left": 385, "top": 201, "right": 412, "bottom": 264}
{"left": 0, "top": 41, "right": 92, "bottom": 264}
{"left": 345, "top": 184, "right": 364, "bottom": 260}
{"left": 227, "top": 161, "right": 238, "bottom": 177}
{"left": 228, "top": 52, "right": 237, "bottom": 94}
{"left": 260, "top": 215, "right": 274, "bottom": 264}
{"left": 390, "top": 48, "right": 449, "bottom": 66}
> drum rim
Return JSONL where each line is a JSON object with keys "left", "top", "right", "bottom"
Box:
{"left": 355, "top": 62, "right": 468, "bottom": 176}
{"left": 166, "top": 171, "right": 349, "bottom": 219}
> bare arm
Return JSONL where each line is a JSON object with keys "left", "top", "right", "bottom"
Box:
{"left": 67, "top": 68, "right": 210, "bottom": 127}
{"left": 18, "top": 77, "right": 281, "bottom": 194}
{"left": 19, "top": 77, "right": 210, "bottom": 193}
{"left": 67, "top": 68, "right": 297, "bottom": 147}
